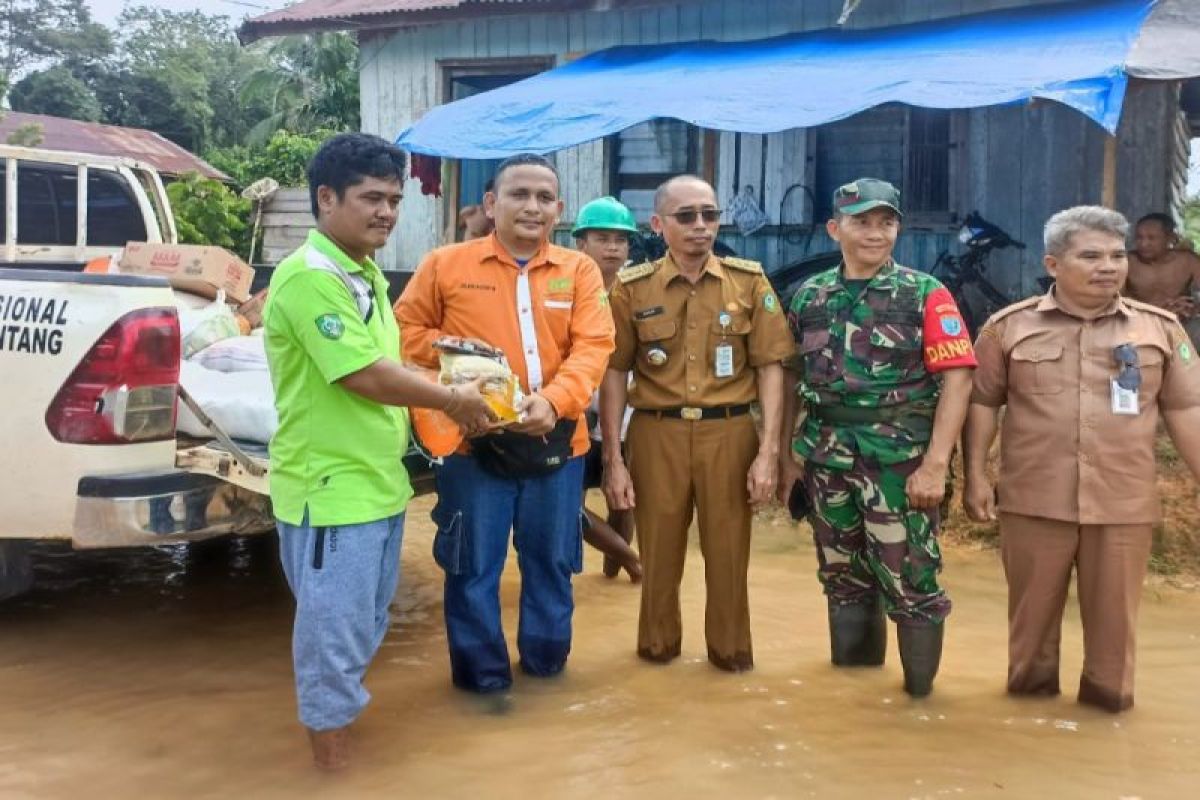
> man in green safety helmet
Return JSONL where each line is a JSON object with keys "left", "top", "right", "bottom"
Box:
{"left": 574, "top": 196, "right": 641, "bottom": 581}
{"left": 573, "top": 196, "right": 639, "bottom": 289}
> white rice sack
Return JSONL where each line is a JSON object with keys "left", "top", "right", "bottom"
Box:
{"left": 177, "top": 360, "right": 277, "bottom": 444}
{"left": 190, "top": 334, "right": 268, "bottom": 373}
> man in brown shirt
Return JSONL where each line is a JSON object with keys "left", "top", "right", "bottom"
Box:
{"left": 1125, "top": 212, "right": 1200, "bottom": 345}
{"left": 600, "top": 175, "right": 794, "bottom": 671}
{"left": 964, "top": 205, "right": 1200, "bottom": 712}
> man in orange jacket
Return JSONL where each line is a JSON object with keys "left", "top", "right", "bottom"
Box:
{"left": 396, "top": 153, "right": 615, "bottom": 693}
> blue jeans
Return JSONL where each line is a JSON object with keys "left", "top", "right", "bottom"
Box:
{"left": 432, "top": 454, "right": 584, "bottom": 692}
{"left": 277, "top": 511, "right": 405, "bottom": 730}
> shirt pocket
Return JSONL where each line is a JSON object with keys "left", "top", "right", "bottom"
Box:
{"left": 796, "top": 310, "right": 834, "bottom": 383}
{"left": 866, "top": 320, "right": 923, "bottom": 376}
{"left": 709, "top": 312, "right": 753, "bottom": 378}
{"left": 1136, "top": 343, "right": 1166, "bottom": 403}
{"left": 1011, "top": 342, "right": 1065, "bottom": 395}
{"left": 635, "top": 318, "right": 677, "bottom": 365}
{"left": 542, "top": 292, "right": 574, "bottom": 350}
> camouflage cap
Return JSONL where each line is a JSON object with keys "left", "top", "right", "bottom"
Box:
{"left": 833, "top": 178, "right": 903, "bottom": 217}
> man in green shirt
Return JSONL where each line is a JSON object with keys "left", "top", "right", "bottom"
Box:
{"left": 264, "top": 133, "right": 490, "bottom": 770}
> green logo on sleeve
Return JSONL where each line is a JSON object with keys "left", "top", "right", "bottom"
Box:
{"left": 316, "top": 313, "right": 345, "bottom": 340}
{"left": 763, "top": 293, "right": 779, "bottom": 313}
{"left": 1180, "top": 342, "right": 1193, "bottom": 363}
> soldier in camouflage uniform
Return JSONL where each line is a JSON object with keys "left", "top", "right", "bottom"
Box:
{"left": 778, "top": 178, "right": 976, "bottom": 696}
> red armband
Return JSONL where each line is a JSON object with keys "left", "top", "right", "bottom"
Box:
{"left": 921, "top": 287, "right": 977, "bottom": 372}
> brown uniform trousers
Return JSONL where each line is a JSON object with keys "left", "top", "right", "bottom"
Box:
{"left": 608, "top": 253, "right": 794, "bottom": 669}
{"left": 972, "top": 291, "right": 1200, "bottom": 711}
{"left": 999, "top": 513, "right": 1151, "bottom": 710}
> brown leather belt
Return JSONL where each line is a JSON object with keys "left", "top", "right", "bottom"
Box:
{"left": 639, "top": 404, "right": 752, "bottom": 421}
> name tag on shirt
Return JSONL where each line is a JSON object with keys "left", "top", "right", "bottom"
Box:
{"left": 1111, "top": 380, "right": 1139, "bottom": 415}
{"left": 715, "top": 343, "right": 734, "bottom": 378}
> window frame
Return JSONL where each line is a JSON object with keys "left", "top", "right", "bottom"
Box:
{"left": 811, "top": 106, "right": 967, "bottom": 229}
{"left": 1, "top": 151, "right": 162, "bottom": 264}
{"left": 86, "top": 165, "right": 149, "bottom": 247}
{"left": 436, "top": 56, "right": 557, "bottom": 239}
{"left": 606, "top": 120, "right": 702, "bottom": 223}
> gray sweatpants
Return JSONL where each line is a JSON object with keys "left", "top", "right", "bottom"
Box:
{"left": 277, "top": 512, "right": 406, "bottom": 731}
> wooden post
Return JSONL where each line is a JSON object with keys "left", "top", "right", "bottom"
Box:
{"left": 1102, "top": 134, "right": 1117, "bottom": 209}
{"left": 702, "top": 129, "right": 718, "bottom": 188}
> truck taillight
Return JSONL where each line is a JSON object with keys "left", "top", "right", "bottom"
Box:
{"left": 45, "top": 308, "right": 180, "bottom": 445}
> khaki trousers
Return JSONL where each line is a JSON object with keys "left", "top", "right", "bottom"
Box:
{"left": 999, "top": 512, "right": 1153, "bottom": 712}
{"left": 626, "top": 411, "right": 759, "bottom": 670}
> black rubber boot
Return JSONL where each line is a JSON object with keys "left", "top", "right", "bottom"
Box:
{"left": 898, "top": 622, "right": 944, "bottom": 697}
{"left": 828, "top": 596, "right": 887, "bottom": 667}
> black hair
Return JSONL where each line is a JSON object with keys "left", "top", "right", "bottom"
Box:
{"left": 307, "top": 132, "right": 408, "bottom": 218}
{"left": 1136, "top": 212, "right": 1176, "bottom": 234}
{"left": 492, "top": 153, "right": 558, "bottom": 192}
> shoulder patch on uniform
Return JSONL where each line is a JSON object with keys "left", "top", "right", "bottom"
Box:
{"left": 315, "top": 313, "right": 345, "bottom": 340}
{"left": 1123, "top": 296, "right": 1180, "bottom": 322}
{"left": 722, "top": 257, "right": 763, "bottom": 274}
{"left": 617, "top": 261, "right": 656, "bottom": 284}
{"left": 988, "top": 295, "right": 1042, "bottom": 325}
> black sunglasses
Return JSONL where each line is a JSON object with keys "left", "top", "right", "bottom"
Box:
{"left": 1113, "top": 343, "right": 1141, "bottom": 391}
{"left": 664, "top": 208, "right": 722, "bottom": 224}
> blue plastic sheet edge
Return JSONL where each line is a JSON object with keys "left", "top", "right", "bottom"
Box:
{"left": 396, "top": 0, "right": 1152, "bottom": 159}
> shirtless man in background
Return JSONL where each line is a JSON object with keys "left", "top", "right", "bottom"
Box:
{"left": 1125, "top": 213, "right": 1200, "bottom": 344}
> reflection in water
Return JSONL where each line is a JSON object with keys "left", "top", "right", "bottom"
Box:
{"left": 1, "top": 495, "right": 1198, "bottom": 799}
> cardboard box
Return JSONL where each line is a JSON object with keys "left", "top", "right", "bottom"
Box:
{"left": 236, "top": 288, "right": 269, "bottom": 329}
{"left": 119, "top": 242, "right": 255, "bottom": 303}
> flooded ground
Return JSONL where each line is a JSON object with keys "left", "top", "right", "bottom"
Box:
{"left": 1, "top": 493, "right": 1198, "bottom": 800}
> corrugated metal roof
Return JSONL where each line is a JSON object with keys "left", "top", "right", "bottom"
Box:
{"left": 251, "top": 0, "right": 476, "bottom": 25}
{"left": 239, "top": 0, "right": 571, "bottom": 42}
{"left": 0, "top": 112, "right": 228, "bottom": 181}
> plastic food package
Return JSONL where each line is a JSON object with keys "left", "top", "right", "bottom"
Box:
{"left": 438, "top": 352, "right": 523, "bottom": 423}
{"left": 176, "top": 290, "right": 241, "bottom": 358}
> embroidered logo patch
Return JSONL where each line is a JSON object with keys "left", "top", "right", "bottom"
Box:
{"left": 763, "top": 293, "right": 780, "bottom": 313}
{"left": 1180, "top": 342, "right": 1193, "bottom": 363}
{"left": 940, "top": 316, "right": 963, "bottom": 336}
{"left": 598, "top": 287, "right": 610, "bottom": 308}
{"left": 316, "top": 314, "right": 345, "bottom": 340}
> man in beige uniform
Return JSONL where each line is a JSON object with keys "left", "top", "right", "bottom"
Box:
{"left": 964, "top": 206, "right": 1200, "bottom": 712}
{"left": 600, "top": 175, "right": 794, "bottom": 671}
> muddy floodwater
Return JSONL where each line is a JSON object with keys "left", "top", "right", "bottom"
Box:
{"left": 1, "top": 494, "right": 1198, "bottom": 799}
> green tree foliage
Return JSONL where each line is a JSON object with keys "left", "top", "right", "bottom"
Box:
{"left": 1182, "top": 198, "right": 1200, "bottom": 252}
{"left": 207, "top": 129, "right": 335, "bottom": 189}
{"left": 9, "top": 64, "right": 101, "bottom": 121}
{"left": 6, "top": 122, "right": 44, "bottom": 146}
{"left": 239, "top": 33, "right": 359, "bottom": 145}
{"left": 97, "top": 6, "right": 271, "bottom": 154}
{"left": 166, "top": 172, "right": 251, "bottom": 255}
{"left": 0, "top": 0, "right": 106, "bottom": 100}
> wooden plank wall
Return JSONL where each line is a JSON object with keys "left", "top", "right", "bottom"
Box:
{"left": 360, "top": 0, "right": 1163, "bottom": 291}
{"left": 259, "top": 187, "right": 311, "bottom": 266}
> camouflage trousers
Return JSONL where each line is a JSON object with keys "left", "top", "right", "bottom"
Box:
{"left": 803, "top": 455, "right": 951, "bottom": 624}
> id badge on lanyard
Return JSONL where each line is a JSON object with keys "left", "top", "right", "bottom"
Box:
{"left": 715, "top": 311, "right": 734, "bottom": 378}
{"left": 1110, "top": 380, "right": 1139, "bottom": 415}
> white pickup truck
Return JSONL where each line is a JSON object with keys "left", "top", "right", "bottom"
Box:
{"left": 0, "top": 144, "right": 274, "bottom": 600}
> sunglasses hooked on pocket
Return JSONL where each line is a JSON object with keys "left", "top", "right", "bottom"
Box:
{"left": 1113, "top": 343, "right": 1141, "bottom": 391}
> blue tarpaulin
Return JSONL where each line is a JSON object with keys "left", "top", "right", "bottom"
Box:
{"left": 396, "top": 0, "right": 1154, "bottom": 159}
